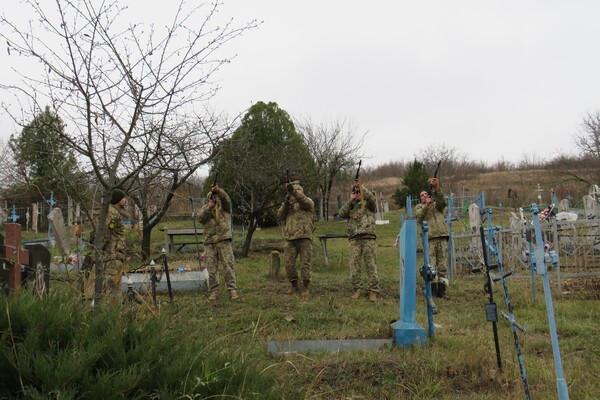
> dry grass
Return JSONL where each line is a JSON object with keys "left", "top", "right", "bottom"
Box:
{"left": 368, "top": 168, "right": 591, "bottom": 211}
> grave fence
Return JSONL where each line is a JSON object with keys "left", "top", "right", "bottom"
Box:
{"left": 452, "top": 218, "right": 600, "bottom": 278}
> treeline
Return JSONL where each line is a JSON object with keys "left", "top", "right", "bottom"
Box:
{"left": 361, "top": 153, "right": 597, "bottom": 183}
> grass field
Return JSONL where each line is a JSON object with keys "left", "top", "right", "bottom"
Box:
{"left": 5, "top": 210, "right": 599, "bottom": 399}
{"left": 144, "top": 210, "right": 599, "bottom": 399}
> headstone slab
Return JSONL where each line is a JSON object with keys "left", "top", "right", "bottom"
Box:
{"left": 48, "top": 208, "right": 71, "bottom": 257}
{"left": 23, "top": 243, "right": 51, "bottom": 297}
{"left": 557, "top": 199, "right": 570, "bottom": 213}
{"left": 583, "top": 195, "right": 598, "bottom": 219}
{"left": 468, "top": 203, "right": 481, "bottom": 233}
{"left": 267, "top": 339, "right": 393, "bottom": 355}
{"left": 31, "top": 203, "right": 38, "bottom": 233}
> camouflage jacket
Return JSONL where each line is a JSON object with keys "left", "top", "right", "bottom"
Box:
{"left": 277, "top": 190, "right": 315, "bottom": 241}
{"left": 338, "top": 185, "right": 377, "bottom": 240}
{"left": 198, "top": 189, "right": 233, "bottom": 244}
{"left": 103, "top": 204, "right": 127, "bottom": 263}
{"left": 414, "top": 189, "right": 449, "bottom": 239}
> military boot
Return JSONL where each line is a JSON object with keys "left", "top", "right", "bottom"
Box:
{"left": 285, "top": 280, "right": 300, "bottom": 294}
{"left": 208, "top": 291, "right": 218, "bottom": 302}
{"left": 229, "top": 290, "right": 239, "bottom": 300}
{"left": 368, "top": 292, "right": 378, "bottom": 302}
{"left": 437, "top": 282, "right": 449, "bottom": 299}
{"left": 300, "top": 280, "right": 310, "bottom": 298}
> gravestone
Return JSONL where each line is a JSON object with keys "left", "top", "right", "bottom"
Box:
{"left": 0, "top": 223, "right": 30, "bottom": 293}
{"left": 48, "top": 208, "right": 71, "bottom": 257}
{"left": 31, "top": 203, "right": 38, "bottom": 233}
{"left": 583, "top": 195, "right": 598, "bottom": 219}
{"left": 509, "top": 211, "right": 527, "bottom": 231}
{"left": 23, "top": 243, "right": 51, "bottom": 297}
{"left": 468, "top": 203, "right": 481, "bottom": 233}
{"left": 558, "top": 198, "right": 570, "bottom": 213}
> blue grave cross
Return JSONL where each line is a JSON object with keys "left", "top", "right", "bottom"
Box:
{"left": 9, "top": 204, "right": 20, "bottom": 222}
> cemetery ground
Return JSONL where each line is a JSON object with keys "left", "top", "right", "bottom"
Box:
{"left": 2, "top": 210, "right": 600, "bottom": 399}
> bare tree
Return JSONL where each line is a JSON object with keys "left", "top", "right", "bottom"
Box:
{"left": 577, "top": 113, "right": 600, "bottom": 158}
{"left": 1, "top": 0, "right": 258, "bottom": 300}
{"left": 296, "top": 117, "right": 366, "bottom": 220}
{"left": 574, "top": 112, "right": 600, "bottom": 184}
{"left": 415, "top": 143, "right": 480, "bottom": 196}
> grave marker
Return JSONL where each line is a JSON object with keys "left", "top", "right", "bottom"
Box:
{"left": 31, "top": 203, "right": 38, "bottom": 233}
{"left": 468, "top": 203, "right": 481, "bottom": 234}
{"left": 391, "top": 219, "right": 427, "bottom": 346}
{"left": 583, "top": 195, "right": 598, "bottom": 219}
{"left": 48, "top": 208, "right": 71, "bottom": 257}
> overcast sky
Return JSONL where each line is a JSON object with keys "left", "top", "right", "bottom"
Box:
{"left": 3, "top": 1, "right": 600, "bottom": 168}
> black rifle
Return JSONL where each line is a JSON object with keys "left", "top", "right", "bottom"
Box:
{"left": 427, "top": 160, "right": 442, "bottom": 197}
{"left": 209, "top": 172, "right": 219, "bottom": 201}
{"left": 352, "top": 160, "right": 362, "bottom": 195}
{"left": 285, "top": 169, "right": 294, "bottom": 195}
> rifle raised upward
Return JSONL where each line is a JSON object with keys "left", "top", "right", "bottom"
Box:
{"left": 427, "top": 160, "right": 442, "bottom": 197}
{"left": 209, "top": 172, "right": 219, "bottom": 201}
{"left": 352, "top": 160, "right": 362, "bottom": 195}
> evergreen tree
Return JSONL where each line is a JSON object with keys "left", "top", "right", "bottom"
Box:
{"left": 392, "top": 160, "right": 429, "bottom": 208}
{"left": 8, "top": 106, "right": 81, "bottom": 201}
{"left": 209, "top": 101, "right": 315, "bottom": 257}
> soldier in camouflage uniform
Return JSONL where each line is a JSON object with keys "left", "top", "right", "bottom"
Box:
{"left": 338, "top": 179, "right": 381, "bottom": 302}
{"left": 198, "top": 184, "right": 238, "bottom": 301}
{"left": 277, "top": 180, "right": 315, "bottom": 297}
{"left": 414, "top": 177, "right": 450, "bottom": 298}
{"left": 100, "top": 189, "right": 128, "bottom": 305}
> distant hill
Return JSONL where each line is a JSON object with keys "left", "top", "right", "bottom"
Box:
{"left": 366, "top": 168, "right": 594, "bottom": 211}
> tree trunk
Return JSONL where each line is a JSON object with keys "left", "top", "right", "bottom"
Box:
{"left": 141, "top": 214, "right": 153, "bottom": 261}
{"left": 324, "top": 174, "right": 335, "bottom": 221}
{"left": 93, "top": 196, "right": 111, "bottom": 304}
{"left": 240, "top": 215, "right": 258, "bottom": 258}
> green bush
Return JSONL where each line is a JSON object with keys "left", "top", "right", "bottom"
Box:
{"left": 0, "top": 291, "right": 290, "bottom": 399}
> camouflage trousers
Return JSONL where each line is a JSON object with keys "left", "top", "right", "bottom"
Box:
{"left": 429, "top": 237, "right": 449, "bottom": 286}
{"left": 349, "top": 238, "right": 380, "bottom": 293}
{"left": 284, "top": 238, "right": 313, "bottom": 284}
{"left": 205, "top": 240, "right": 237, "bottom": 293}
{"left": 98, "top": 260, "right": 123, "bottom": 306}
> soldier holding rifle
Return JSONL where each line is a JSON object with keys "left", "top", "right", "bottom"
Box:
{"left": 277, "top": 174, "right": 315, "bottom": 297}
{"left": 338, "top": 161, "right": 381, "bottom": 302}
{"left": 198, "top": 180, "right": 239, "bottom": 302}
{"left": 414, "top": 172, "right": 450, "bottom": 299}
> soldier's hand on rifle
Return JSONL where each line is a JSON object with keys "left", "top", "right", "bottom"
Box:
{"left": 352, "top": 180, "right": 363, "bottom": 199}
{"left": 351, "top": 179, "right": 361, "bottom": 195}
{"left": 428, "top": 177, "right": 439, "bottom": 190}
{"left": 208, "top": 197, "right": 216, "bottom": 209}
